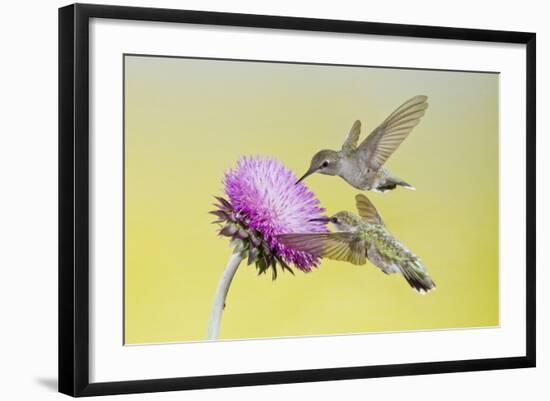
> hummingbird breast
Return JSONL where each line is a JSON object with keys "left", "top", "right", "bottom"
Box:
{"left": 367, "top": 243, "right": 400, "bottom": 274}
{"left": 337, "top": 155, "right": 374, "bottom": 190}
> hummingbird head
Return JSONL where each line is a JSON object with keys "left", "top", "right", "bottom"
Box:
{"left": 295, "top": 150, "right": 341, "bottom": 184}
{"left": 309, "top": 211, "right": 362, "bottom": 232}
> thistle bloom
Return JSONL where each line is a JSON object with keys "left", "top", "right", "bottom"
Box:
{"left": 208, "top": 156, "right": 327, "bottom": 340}
{"left": 223, "top": 156, "right": 327, "bottom": 272}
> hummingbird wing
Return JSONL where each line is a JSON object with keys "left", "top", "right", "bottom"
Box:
{"left": 278, "top": 232, "right": 366, "bottom": 265}
{"left": 355, "top": 194, "right": 384, "bottom": 225}
{"left": 341, "top": 120, "right": 361, "bottom": 151}
{"left": 358, "top": 95, "right": 428, "bottom": 169}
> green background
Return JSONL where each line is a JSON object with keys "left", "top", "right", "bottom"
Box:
{"left": 124, "top": 55, "right": 499, "bottom": 344}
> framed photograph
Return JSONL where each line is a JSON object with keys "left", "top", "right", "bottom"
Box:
{"left": 59, "top": 3, "right": 536, "bottom": 397}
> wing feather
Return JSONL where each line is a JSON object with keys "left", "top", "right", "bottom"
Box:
{"left": 341, "top": 120, "right": 362, "bottom": 151}
{"left": 278, "top": 232, "right": 366, "bottom": 265}
{"left": 359, "top": 95, "right": 428, "bottom": 169}
{"left": 355, "top": 194, "right": 384, "bottom": 225}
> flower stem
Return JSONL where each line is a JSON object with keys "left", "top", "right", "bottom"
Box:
{"left": 207, "top": 252, "right": 243, "bottom": 340}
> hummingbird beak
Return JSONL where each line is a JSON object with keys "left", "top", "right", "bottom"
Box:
{"left": 295, "top": 168, "right": 315, "bottom": 185}
{"left": 309, "top": 217, "right": 330, "bottom": 223}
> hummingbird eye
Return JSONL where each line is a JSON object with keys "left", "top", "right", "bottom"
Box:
{"left": 321, "top": 161, "right": 329, "bottom": 168}
{"left": 331, "top": 217, "right": 339, "bottom": 224}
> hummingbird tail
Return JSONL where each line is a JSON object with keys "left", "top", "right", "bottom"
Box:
{"left": 374, "top": 178, "right": 415, "bottom": 192}
{"left": 398, "top": 180, "right": 416, "bottom": 191}
{"left": 400, "top": 259, "right": 436, "bottom": 294}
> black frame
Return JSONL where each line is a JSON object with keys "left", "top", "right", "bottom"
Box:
{"left": 59, "top": 3, "right": 536, "bottom": 397}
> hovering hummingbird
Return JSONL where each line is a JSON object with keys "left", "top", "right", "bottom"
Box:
{"left": 278, "top": 194, "right": 436, "bottom": 293}
{"left": 296, "top": 95, "right": 429, "bottom": 192}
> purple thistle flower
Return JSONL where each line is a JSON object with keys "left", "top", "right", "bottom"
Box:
{"left": 219, "top": 156, "right": 328, "bottom": 273}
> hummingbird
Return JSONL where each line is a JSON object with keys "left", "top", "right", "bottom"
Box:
{"left": 296, "top": 95, "right": 429, "bottom": 192}
{"left": 278, "top": 194, "right": 436, "bottom": 293}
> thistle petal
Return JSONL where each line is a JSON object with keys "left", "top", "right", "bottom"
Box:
{"left": 236, "top": 228, "right": 249, "bottom": 239}
{"left": 209, "top": 210, "right": 228, "bottom": 220}
{"left": 248, "top": 247, "right": 259, "bottom": 265}
{"left": 219, "top": 224, "right": 237, "bottom": 237}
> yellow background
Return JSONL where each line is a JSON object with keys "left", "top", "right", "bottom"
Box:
{"left": 124, "top": 55, "right": 499, "bottom": 344}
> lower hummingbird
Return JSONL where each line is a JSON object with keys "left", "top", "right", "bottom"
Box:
{"left": 278, "top": 194, "right": 436, "bottom": 293}
{"left": 296, "top": 95, "right": 428, "bottom": 192}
